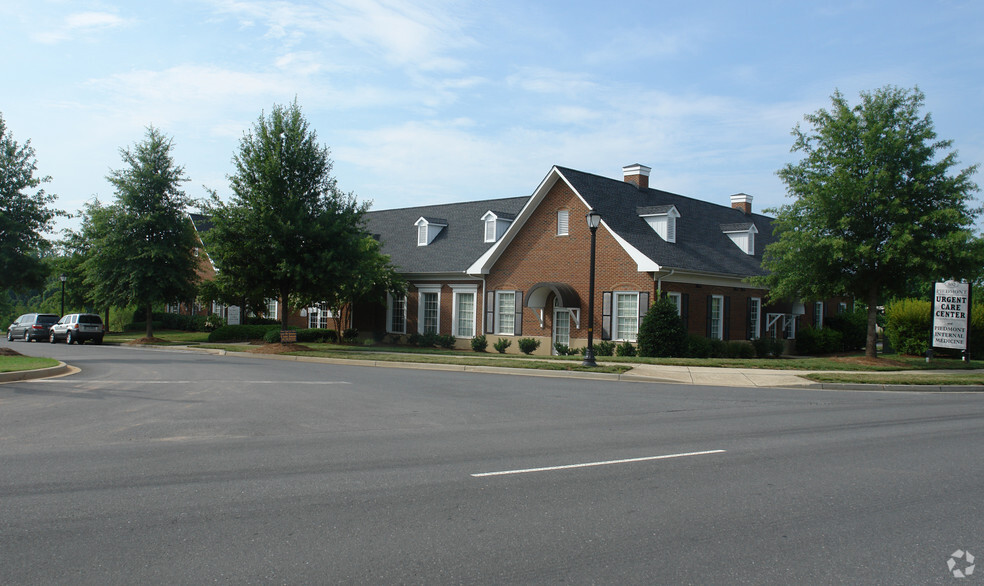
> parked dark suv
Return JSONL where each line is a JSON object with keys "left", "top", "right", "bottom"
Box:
{"left": 49, "top": 313, "right": 104, "bottom": 345}
{"left": 7, "top": 313, "right": 60, "bottom": 342}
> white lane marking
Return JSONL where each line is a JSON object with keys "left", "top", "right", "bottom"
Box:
{"left": 471, "top": 449, "right": 726, "bottom": 478}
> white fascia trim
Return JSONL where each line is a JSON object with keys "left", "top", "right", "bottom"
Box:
{"left": 603, "top": 219, "right": 661, "bottom": 272}
{"left": 467, "top": 167, "right": 567, "bottom": 275}
{"left": 655, "top": 269, "right": 769, "bottom": 289}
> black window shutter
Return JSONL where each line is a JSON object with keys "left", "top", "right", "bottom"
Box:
{"left": 706, "top": 295, "right": 712, "bottom": 338}
{"left": 681, "top": 293, "right": 689, "bottom": 331}
{"left": 514, "top": 291, "right": 523, "bottom": 336}
{"left": 746, "top": 297, "right": 753, "bottom": 340}
{"left": 723, "top": 296, "right": 731, "bottom": 340}
{"left": 638, "top": 292, "right": 649, "bottom": 331}
{"left": 601, "top": 291, "right": 612, "bottom": 340}
{"left": 485, "top": 291, "right": 495, "bottom": 334}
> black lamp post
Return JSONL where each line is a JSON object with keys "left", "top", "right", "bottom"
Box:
{"left": 582, "top": 211, "right": 601, "bottom": 367}
{"left": 59, "top": 274, "right": 67, "bottom": 316}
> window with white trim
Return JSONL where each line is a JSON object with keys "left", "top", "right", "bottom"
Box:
{"left": 484, "top": 218, "right": 496, "bottom": 243}
{"left": 265, "top": 298, "right": 278, "bottom": 320}
{"left": 784, "top": 314, "right": 797, "bottom": 339}
{"left": 495, "top": 291, "right": 516, "bottom": 335}
{"left": 749, "top": 297, "right": 761, "bottom": 339}
{"left": 839, "top": 302, "right": 848, "bottom": 314}
{"left": 387, "top": 293, "right": 407, "bottom": 334}
{"left": 417, "top": 224, "right": 427, "bottom": 246}
{"left": 557, "top": 209, "right": 569, "bottom": 236}
{"left": 613, "top": 292, "right": 639, "bottom": 341}
{"left": 415, "top": 285, "right": 441, "bottom": 334}
{"left": 814, "top": 302, "right": 824, "bottom": 328}
{"left": 709, "top": 295, "right": 724, "bottom": 340}
{"left": 451, "top": 286, "right": 477, "bottom": 338}
{"left": 308, "top": 303, "right": 332, "bottom": 329}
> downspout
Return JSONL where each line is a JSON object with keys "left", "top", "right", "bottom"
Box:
{"left": 655, "top": 269, "right": 675, "bottom": 296}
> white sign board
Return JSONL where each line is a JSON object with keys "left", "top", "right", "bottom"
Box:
{"left": 227, "top": 305, "right": 241, "bottom": 326}
{"left": 933, "top": 281, "right": 970, "bottom": 350}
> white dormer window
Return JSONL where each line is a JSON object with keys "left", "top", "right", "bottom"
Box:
{"left": 720, "top": 223, "right": 758, "bottom": 255}
{"left": 480, "top": 211, "right": 514, "bottom": 244}
{"left": 415, "top": 217, "right": 447, "bottom": 246}
{"left": 637, "top": 205, "right": 680, "bottom": 243}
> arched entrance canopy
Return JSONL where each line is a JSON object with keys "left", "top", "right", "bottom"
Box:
{"left": 525, "top": 282, "right": 581, "bottom": 309}
{"left": 526, "top": 282, "right": 582, "bottom": 329}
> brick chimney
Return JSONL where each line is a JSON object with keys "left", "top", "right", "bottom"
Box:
{"left": 622, "top": 164, "right": 651, "bottom": 190}
{"left": 730, "top": 193, "right": 753, "bottom": 214}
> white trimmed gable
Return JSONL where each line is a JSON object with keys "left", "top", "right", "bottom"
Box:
{"left": 721, "top": 222, "right": 758, "bottom": 255}
{"left": 415, "top": 217, "right": 447, "bottom": 246}
{"left": 638, "top": 205, "right": 680, "bottom": 243}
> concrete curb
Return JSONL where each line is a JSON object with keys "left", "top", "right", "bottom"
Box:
{"left": 0, "top": 362, "right": 75, "bottom": 384}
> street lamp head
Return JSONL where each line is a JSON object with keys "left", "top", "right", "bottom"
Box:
{"left": 586, "top": 211, "right": 601, "bottom": 230}
{"left": 59, "top": 274, "right": 67, "bottom": 283}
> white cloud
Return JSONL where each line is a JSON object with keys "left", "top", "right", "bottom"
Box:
{"left": 32, "top": 11, "right": 130, "bottom": 44}
{"left": 204, "top": 0, "right": 473, "bottom": 72}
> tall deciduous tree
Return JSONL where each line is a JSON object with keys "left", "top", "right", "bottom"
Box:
{"left": 759, "top": 86, "right": 983, "bottom": 357}
{"left": 204, "top": 101, "right": 372, "bottom": 328}
{"left": 0, "top": 112, "right": 61, "bottom": 291}
{"left": 83, "top": 127, "right": 198, "bottom": 338}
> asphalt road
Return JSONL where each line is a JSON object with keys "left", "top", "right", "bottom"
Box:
{"left": 2, "top": 339, "right": 983, "bottom": 584}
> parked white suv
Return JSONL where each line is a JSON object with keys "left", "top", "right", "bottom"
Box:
{"left": 49, "top": 313, "right": 104, "bottom": 345}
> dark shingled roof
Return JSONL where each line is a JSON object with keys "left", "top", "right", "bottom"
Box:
{"left": 365, "top": 197, "right": 529, "bottom": 274}
{"left": 556, "top": 166, "right": 775, "bottom": 277}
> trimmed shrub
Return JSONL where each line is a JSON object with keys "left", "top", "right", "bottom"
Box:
{"left": 637, "top": 297, "right": 688, "bottom": 357}
{"left": 885, "top": 299, "right": 932, "bottom": 356}
{"left": 794, "top": 326, "right": 844, "bottom": 355}
{"left": 687, "top": 335, "right": 712, "bottom": 358}
{"left": 751, "top": 336, "right": 785, "bottom": 358}
{"left": 471, "top": 334, "right": 488, "bottom": 352}
{"left": 207, "top": 324, "right": 280, "bottom": 342}
{"left": 593, "top": 340, "right": 616, "bottom": 356}
{"left": 615, "top": 341, "right": 636, "bottom": 356}
{"left": 517, "top": 337, "right": 541, "bottom": 355}
{"left": 436, "top": 334, "right": 457, "bottom": 349}
{"left": 553, "top": 343, "right": 578, "bottom": 356}
{"left": 494, "top": 338, "right": 512, "bottom": 354}
{"left": 342, "top": 328, "right": 359, "bottom": 342}
{"left": 823, "top": 309, "right": 867, "bottom": 351}
{"left": 297, "top": 328, "right": 337, "bottom": 343}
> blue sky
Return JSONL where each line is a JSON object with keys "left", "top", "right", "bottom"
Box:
{"left": 3, "top": 0, "right": 983, "bottom": 235}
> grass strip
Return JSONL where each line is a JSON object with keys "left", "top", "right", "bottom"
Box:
{"left": 0, "top": 356, "right": 60, "bottom": 373}
{"left": 804, "top": 372, "right": 984, "bottom": 386}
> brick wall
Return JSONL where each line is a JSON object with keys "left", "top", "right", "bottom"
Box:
{"left": 486, "top": 180, "right": 653, "bottom": 353}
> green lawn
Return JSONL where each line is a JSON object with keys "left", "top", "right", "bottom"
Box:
{"left": 804, "top": 372, "right": 984, "bottom": 386}
{"left": 0, "top": 356, "right": 60, "bottom": 373}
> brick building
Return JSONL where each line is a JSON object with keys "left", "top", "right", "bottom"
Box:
{"left": 352, "top": 163, "right": 847, "bottom": 354}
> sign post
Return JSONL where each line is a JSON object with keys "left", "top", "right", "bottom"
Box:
{"left": 933, "top": 280, "right": 971, "bottom": 361}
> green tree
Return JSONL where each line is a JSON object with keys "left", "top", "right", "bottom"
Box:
{"left": 204, "top": 100, "right": 370, "bottom": 328}
{"left": 323, "top": 235, "right": 405, "bottom": 334}
{"left": 0, "top": 112, "right": 61, "bottom": 291}
{"left": 83, "top": 127, "right": 198, "bottom": 338}
{"left": 637, "top": 296, "right": 688, "bottom": 357}
{"left": 759, "top": 86, "right": 983, "bottom": 357}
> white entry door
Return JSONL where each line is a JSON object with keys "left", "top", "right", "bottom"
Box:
{"left": 553, "top": 308, "right": 570, "bottom": 353}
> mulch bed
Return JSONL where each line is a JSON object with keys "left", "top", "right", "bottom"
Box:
{"left": 0, "top": 348, "right": 24, "bottom": 357}
{"left": 248, "top": 343, "right": 314, "bottom": 354}
{"left": 125, "top": 337, "right": 173, "bottom": 345}
{"left": 830, "top": 355, "right": 909, "bottom": 367}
